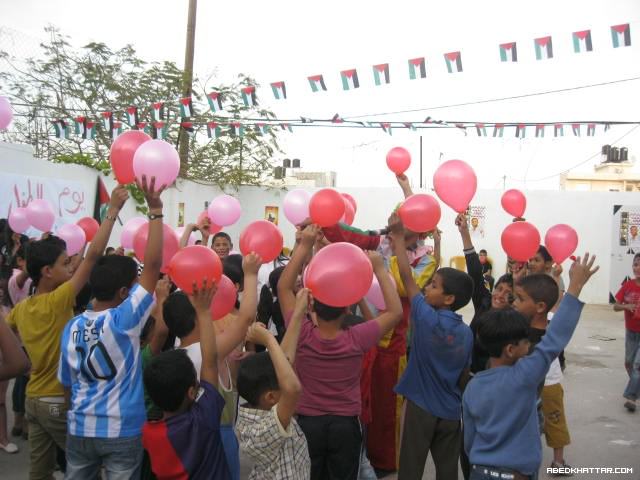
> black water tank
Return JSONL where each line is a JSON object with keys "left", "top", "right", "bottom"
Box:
{"left": 292, "top": 158, "right": 301, "bottom": 168}
{"left": 611, "top": 147, "right": 620, "bottom": 162}
{"left": 283, "top": 159, "right": 291, "bottom": 168}
{"left": 620, "top": 147, "right": 629, "bottom": 162}
{"left": 274, "top": 166, "right": 284, "bottom": 179}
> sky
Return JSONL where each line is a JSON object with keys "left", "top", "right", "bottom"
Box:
{"left": 2, "top": 0, "right": 640, "bottom": 190}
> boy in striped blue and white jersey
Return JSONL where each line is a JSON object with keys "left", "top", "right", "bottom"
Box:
{"left": 58, "top": 175, "right": 166, "bottom": 479}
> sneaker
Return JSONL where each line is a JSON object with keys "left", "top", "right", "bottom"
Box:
{"left": 624, "top": 400, "right": 636, "bottom": 412}
{"left": 550, "top": 461, "right": 574, "bottom": 477}
{"left": 0, "top": 442, "right": 19, "bottom": 454}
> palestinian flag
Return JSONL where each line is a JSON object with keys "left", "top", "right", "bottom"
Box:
{"left": 112, "top": 122, "right": 123, "bottom": 139}
{"left": 404, "top": 122, "right": 417, "bottom": 131}
{"left": 280, "top": 123, "right": 293, "bottom": 132}
{"left": 573, "top": 30, "right": 593, "bottom": 53}
{"left": 572, "top": 123, "right": 581, "bottom": 136}
{"left": 534, "top": 36, "right": 553, "bottom": 60}
{"left": 137, "top": 122, "right": 148, "bottom": 135}
{"left": 179, "top": 98, "right": 193, "bottom": 118}
{"left": 152, "top": 102, "right": 165, "bottom": 121}
{"left": 587, "top": 123, "right": 596, "bottom": 136}
{"left": 152, "top": 121, "right": 168, "bottom": 139}
{"left": 231, "top": 122, "right": 245, "bottom": 137}
{"left": 308, "top": 75, "right": 327, "bottom": 92}
{"left": 84, "top": 121, "right": 96, "bottom": 140}
{"left": 516, "top": 124, "right": 526, "bottom": 138}
{"left": 256, "top": 123, "right": 270, "bottom": 135}
{"left": 424, "top": 117, "right": 445, "bottom": 125}
{"left": 554, "top": 124, "right": 564, "bottom": 137}
{"left": 332, "top": 114, "right": 344, "bottom": 124}
{"left": 380, "top": 123, "right": 392, "bottom": 135}
{"left": 241, "top": 86, "right": 257, "bottom": 107}
{"left": 74, "top": 117, "right": 86, "bottom": 136}
{"left": 535, "top": 124, "right": 545, "bottom": 138}
{"left": 181, "top": 121, "right": 195, "bottom": 137}
{"left": 270, "top": 82, "right": 287, "bottom": 100}
{"left": 93, "top": 176, "right": 110, "bottom": 223}
{"left": 373, "top": 64, "right": 390, "bottom": 86}
{"left": 493, "top": 124, "right": 504, "bottom": 137}
{"left": 611, "top": 24, "right": 631, "bottom": 48}
{"left": 207, "top": 92, "right": 223, "bottom": 112}
{"left": 499, "top": 42, "right": 517, "bottom": 62}
{"left": 475, "top": 123, "right": 487, "bottom": 136}
{"left": 207, "top": 121, "right": 221, "bottom": 139}
{"left": 300, "top": 116, "right": 314, "bottom": 123}
{"left": 101, "top": 111, "right": 113, "bottom": 132}
{"left": 444, "top": 51, "right": 462, "bottom": 73}
{"left": 408, "top": 57, "right": 426, "bottom": 79}
{"left": 52, "top": 119, "right": 70, "bottom": 139}
{"left": 126, "top": 106, "right": 139, "bottom": 127}
{"left": 341, "top": 69, "right": 360, "bottom": 90}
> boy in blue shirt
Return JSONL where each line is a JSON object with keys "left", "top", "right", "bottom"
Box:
{"left": 463, "top": 254, "right": 598, "bottom": 480}
{"left": 390, "top": 214, "right": 474, "bottom": 480}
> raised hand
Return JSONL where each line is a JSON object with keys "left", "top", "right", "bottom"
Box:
{"left": 301, "top": 224, "right": 321, "bottom": 247}
{"left": 245, "top": 322, "right": 274, "bottom": 346}
{"left": 109, "top": 184, "right": 130, "bottom": 210}
{"left": 242, "top": 252, "right": 263, "bottom": 276}
{"left": 567, "top": 253, "right": 599, "bottom": 297}
{"left": 294, "top": 288, "right": 311, "bottom": 315}
{"left": 155, "top": 276, "right": 171, "bottom": 304}
{"left": 188, "top": 279, "right": 217, "bottom": 313}
{"left": 136, "top": 175, "right": 166, "bottom": 210}
{"left": 387, "top": 212, "right": 404, "bottom": 236}
{"left": 455, "top": 213, "right": 468, "bottom": 233}
{"left": 367, "top": 250, "right": 385, "bottom": 271}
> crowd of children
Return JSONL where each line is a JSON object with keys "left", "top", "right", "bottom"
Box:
{"left": 0, "top": 169, "right": 632, "bottom": 480}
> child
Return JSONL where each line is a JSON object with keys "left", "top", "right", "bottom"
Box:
{"left": 162, "top": 253, "right": 261, "bottom": 480}
{"left": 463, "top": 255, "right": 598, "bottom": 480}
{"left": 143, "top": 280, "right": 230, "bottom": 479}
{"left": 235, "top": 290, "right": 311, "bottom": 479}
{"left": 278, "top": 224, "right": 403, "bottom": 480}
{"left": 212, "top": 232, "right": 233, "bottom": 260}
{"left": 614, "top": 252, "right": 640, "bottom": 412}
{"left": 58, "top": 176, "right": 164, "bottom": 478}
{"left": 6, "top": 184, "right": 129, "bottom": 479}
{"left": 389, "top": 215, "right": 474, "bottom": 480}
{"left": 514, "top": 273, "right": 573, "bottom": 473}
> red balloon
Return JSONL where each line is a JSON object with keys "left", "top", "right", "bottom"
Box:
{"left": 76, "top": 217, "right": 99, "bottom": 242}
{"left": 501, "top": 189, "right": 527, "bottom": 218}
{"left": 110, "top": 131, "right": 151, "bottom": 184}
{"left": 398, "top": 194, "right": 442, "bottom": 233}
{"left": 501, "top": 222, "right": 541, "bottom": 262}
{"left": 341, "top": 198, "right": 355, "bottom": 225}
{"left": 386, "top": 147, "right": 411, "bottom": 174}
{"left": 309, "top": 189, "right": 345, "bottom": 227}
{"left": 342, "top": 193, "right": 357, "bottom": 213}
{"left": 167, "top": 245, "right": 222, "bottom": 294}
{"left": 545, "top": 224, "right": 578, "bottom": 264}
{"left": 305, "top": 242, "right": 373, "bottom": 307}
{"left": 239, "top": 220, "right": 283, "bottom": 263}
{"left": 133, "top": 222, "right": 180, "bottom": 273}
{"left": 433, "top": 159, "right": 477, "bottom": 213}
{"left": 210, "top": 275, "right": 237, "bottom": 320}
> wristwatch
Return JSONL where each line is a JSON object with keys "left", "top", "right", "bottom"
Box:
{"left": 148, "top": 213, "right": 164, "bottom": 220}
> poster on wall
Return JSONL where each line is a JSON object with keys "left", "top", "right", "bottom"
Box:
{"left": 610, "top": 205, "right": 640, "bottom": 302}
{"left": 178, "top": 202, "right": 185, "bottom": 227}
{"left": 466, "top": 205, "right": 486, "bottom": 240}
{"left": 265, "top": 206, "right": 279, "bottom": 225}
{"left": 0, "top": 173, "right": 92, "bottom": 237}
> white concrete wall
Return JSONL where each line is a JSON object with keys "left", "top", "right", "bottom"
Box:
{"left": 1, "top": 142, "right": 636, "bottom": 305}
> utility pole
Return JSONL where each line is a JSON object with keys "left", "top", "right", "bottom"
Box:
{"left": 419, "top": 135, "right": 423, "bottom": 188}
{"left": 178, "top": 0, "right": 198, "bottom": 175}
{"left": 502, "top": 174, "right": 506, "bottom": 190}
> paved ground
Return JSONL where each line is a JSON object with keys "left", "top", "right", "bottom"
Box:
{"left": 2, "top": 304, "right": 639, "bottom": 479}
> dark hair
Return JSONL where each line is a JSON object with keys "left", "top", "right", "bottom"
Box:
{"left": 634, "top": 253, "right": 640, "bottom": 262}
{"left": 144, "top": 349, "right": 197, "bottom": 412}
{"left": 163, "top": 291, "right": 196, "bottom": 338}
{"left": 313, "top": 299, "right": 347, "bottom": 321}
{"left": 224, "top": 255, "right": 244, "bottom": 286}
{"left": 141, "top": 315, "right": 156, "bottom": 343}
{"left": 436, "top": 267, "right": 474, "bottom": 311}
{"left": 212, "top": 232, "right": 232, "bottom": 245}
{"left": 516, "top": 274, "right": 559, "bottom": 313}
{"left": 14, "top": 244, "right": 27, "bottom": 262}
{"left": 341, "top": 313, "right": 365, "bottom": 329}
{"left": 237, "top": 352, "right": 279, "bottom": 406}
{"left": 89, "top": 255, "right": 138, "bottom": 301}
{"left": 257, "top": 267, "right": 285, "bottom": 341}
{"left": 0, "top": 278, "right": 12, "bottom": 307}
{"left": 479, "top": 249, "right": 488, "bottom": 255}
{"left": 105, "top": 247, "right": 115, "bottom": 255}
{"left": 478, "top": 309, "right": 530, "bottom": 358}
{"left": 26, "top": 235, "right": 67, "bottom": 286}
{"left": 74, "top": 283, "right": 93, "bottom": 315}
{"left": 495, "top": 273, "right": 513, "bottom": 289}
{"left": 536, "top": 245, "right": 553, "bottom": 263}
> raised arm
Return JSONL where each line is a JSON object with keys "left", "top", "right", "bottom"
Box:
{"left": 280, "top": 288, "right": 309, "bottom": 364}
{"left": 190, "top": 280, "right": 219, "bottom": 386}
{"left": 368, "top": 251, "right": 402, "bottom": 335}
{"left": 396, "top": 173, "right": 413, "bottom": 199}
{"left": 147, "top": 277, "right": 171, "bottom": 356}
{"left": 68, "top": 185, "right": 129, "bottom": 295}
{"left": 0, "top": 316, "right": 30, "bottom": 381}
{"left": 456, "top": 214, "right": 490, "bottom": 311}
{"left": 247, "top": 323, "right": 301, "bottom": 429}
{"left": 389, "top": 214, "right": 420, "bottom": 299}
{"left": 138, "top": 176, "right": 166, "bottom": 294}
{"left": 432, "top": 229, "right": 441, "bottom": 268}
{"left": 179, "top": 223, "right": 197, "bottom": 248}
{"left": 278, "top": 224, "right": 318, "bottom": 318}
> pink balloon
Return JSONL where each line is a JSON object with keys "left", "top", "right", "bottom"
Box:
{"left": 133, "top": 222, "right": 179, "bottom": 273}
{"left": 175, "top": 227, "right": 197, "bottom": 246}
{"left": 365, "top": 273, "right": 397, "bottom": 310}
{"left": 501, "top": 189, "right": 527, "bottom": 218}
{"left": 386, "top": 147, "right": 411, "bottom": 175}
{"left": 239, "top": 220, "right": 283, "bottom": 263}
{"left": 56, "top": 224, "right": 86, "bottom": 256}
{"left": 501, "top": 222, "right": 541, "bottom": 262}
{"left": 8, "top": 208, "right": 30, "bottom": 233}
{"left": 342, "top": 193, "right": 357, "bottom": 213}
{"left": 398, "top": 194, "right": 441, "bottom": 233}
{"left": 305, "top": 242, "right": 373, "bottom": 307}
{"left": 26, "top": 200, "right": 55, "bottom": 232}
{"left": 211, "top": 275, "right": 237, "bottom": 320}
{"left": 433, "top": 159, "right": 477, "bottom": 213}
{"left": 0, "top": 96, "right": 13, "bottom": 130}
{"left": 110, "top": 130, "right": 151, "bottom": 184}
{"left": 167, "top": 245, "right": 223, "bottom": 294}
{"left": 283, "top": 189, "right": 311, "bottom": 226}
{"left": 545, "top": 224, "right": 578, "bottom": 264}
{"left": 309, "top": 189, "right": 345, "bottom": 227}
{"left": 341, "top": 197, "right": 355, "bottom": 225}
{"left": 121, "top": 217, "right": 147, "bottom": 250}
{"left": 133, "top": 139, "right": 180, "bottom": 188}
{"left": 208, "top": 195, "right": 242, "bottom": 227}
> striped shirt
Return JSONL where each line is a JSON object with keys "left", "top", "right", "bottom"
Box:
{"left": 58, "top": 284, "right": 155, "bottom": 438}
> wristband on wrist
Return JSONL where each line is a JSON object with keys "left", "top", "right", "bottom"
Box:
{"left": 104, "top": 214, "right": 117, "bottom": 222}
{"left": 148, "top": 213, "right": 164, "bottom": 220}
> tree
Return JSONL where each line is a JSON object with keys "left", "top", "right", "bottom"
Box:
{"left": 0, "top": 27, "right": 281, "bottom": 206}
